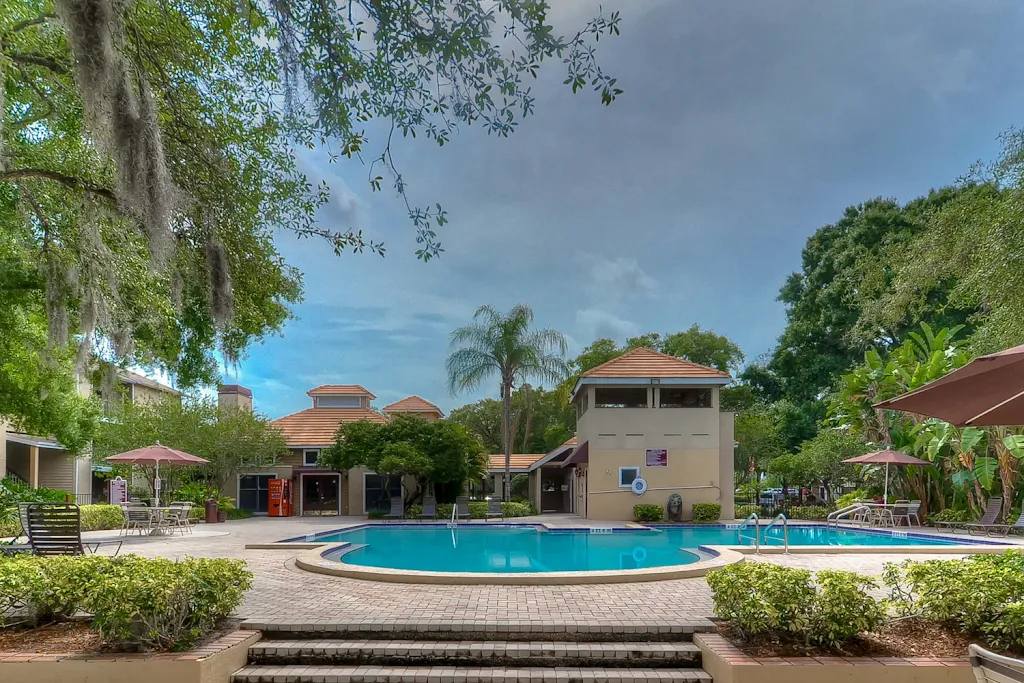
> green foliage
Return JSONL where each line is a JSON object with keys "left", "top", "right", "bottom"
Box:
{"left": 0, "top": 478, "right": 68, "bottom": 536}
{"left": 883, "top": 552, "right": 1024, "bottom": 651}
{"left": 633, "top": 504, "right": 665, "bottom": 522}
{"left": 836, "top": 490, "right": 870, "bottom": 509}
{"left": 926, "top": 508, "right": 974, "bottom": 525}
{"left": 708, "top": 563, "right": 882, "bottom": 647}
{"left": 407, "top": 501, "right": 535, "bottom": 519}
{"left": 85, "top": 556, "right": 251, "bottom": 651}
{"left": 0, "top": 555, "right": 107, "bottom": 626}
{"left": 660, "top": 324, "right": 745, "bottom": 374}
{"left": 80, "top": 504, "right": 125, "bottom": 531}
{"left": 734, "top": 408, "right": 786, "bottom": 482}
{"left": 448, "top": 384, "right": 575, "bottom": 455}
{"left": 706, "top": 563, "right": 814, "bottom": 639}
{"left": 734, "top": 504, "right": 760, "bottom": 519}
{"left": 692, "top": 503, "right": 721, "bottom": 523}
{"left": 765, "top": 452, "right": 808, "bottom": 490}
{"left": 93, "top": 397, "right": 285, "bottom": 493}
{"left": 325, "top": 414, "right": 487, "bottom": 507}
{"left": 795, "top": 430, "right": 869, "bottom": 500}
{"left": 810, "top": 570, "right": 884, "bottom": 647}
{"left": 786, "top": 506, "right": 831, "bottom": 520}
{"left": 446, "top": 304, "right": 568, "bottom": 501}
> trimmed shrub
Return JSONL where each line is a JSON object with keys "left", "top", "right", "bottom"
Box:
{"left": 708, "top": 563, "right": 882, "bottom": 646}
{"left": 734, "top": 504, "right": 759, "bottom": 519}
{"left": 786, "top": 505, "right": 830, "bottom": 520}
{"left": 404, "top": 501, "right": 535, "bottom": 520}
{"left": 982, "top": 600, "right": 1024, "bottom": 651}
{"left": 926, "top": 508, "right": 974, "bottom": 526}
{"left": 633, "top": 504, "right": 665, "bottom": 522}
{"left": 0, "top": 555, "right": 106, "bottom": 626}
{"left": 81, "top": 504, "right": 126, "bottom": 531}
{"left": 810, "top": 570, "right": 884, "bottom": 647}
{"left": 692, "top": 503, "right": 721, "bottom": 523}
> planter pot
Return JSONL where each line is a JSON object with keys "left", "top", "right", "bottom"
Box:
{"left": 217, "top": 511, "right": 227, "bottom": 523}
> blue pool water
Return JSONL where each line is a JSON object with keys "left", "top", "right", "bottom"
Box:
{"left": 309, "top": 524, "right": 964, "bottom": 574}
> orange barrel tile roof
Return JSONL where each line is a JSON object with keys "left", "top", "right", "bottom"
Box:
{"left": 383, "top": 395, "right": 444, "bottom": 416}
{"left": 270, "top": 407, "right": 386, "bottom": 446}
{"left": 306, "top": 385, "right": 376, "bottom": 398}
{"left": 581, "top": 347, "right": 731, "bottom": 379}
{"left": 487, "top": 453, "right": 547, "bottom": 471}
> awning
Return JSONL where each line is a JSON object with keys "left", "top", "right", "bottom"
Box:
{"left": 561, "top": 440, "right": 589, "bottom": 467}
{"left": 5, "top": 433, "right": 64, "bottom": 450}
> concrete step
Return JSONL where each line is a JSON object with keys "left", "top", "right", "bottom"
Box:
{"left": 243, "top": 621, "right": 715, "bottom": 642}
{"left": 231, "top": 665, "right": 712, "bottom": 683}
{"left": 248, "top": 640, "right": 702, "bottom": 668}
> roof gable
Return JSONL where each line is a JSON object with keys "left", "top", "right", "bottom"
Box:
{"left": 306, "top": 385, "right": 376, "bottom": 399}
{"left": 383, "top": 395, "right": 444, "bottom": 416}
{"left": 581, "top": 347, "right": 731, "bottom": 380}
{"left": 269, "top": 407, "right": 386, "bottom": 446}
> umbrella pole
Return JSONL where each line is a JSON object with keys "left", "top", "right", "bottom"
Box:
{"left": 883, "top": 462, "right": 889, "bottom": 503}
{"left": 155, "top": 461, "right": 160, "bottom": 506}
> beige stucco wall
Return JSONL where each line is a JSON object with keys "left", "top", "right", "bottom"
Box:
{"left": 131, "top": 382, "right": 174, "bottom": 405}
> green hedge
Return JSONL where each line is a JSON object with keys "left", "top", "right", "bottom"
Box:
{"left": 633, "top": 504, "right": 664, "bottom": 522}
{"left": 1, "top": 504, "right": 127, "bottom": 538}
{"left": 734, "top": 504, "right": 759, "bottom": 519}
{"left": 786, "top": 505, "right": 831, "bottom": 520}
{"left": 707, "top": 563, "right": 883, "bottom": 647}
{"left": 0, "top": 554, "right": 251, "bottom": 651}
{"left": 926, "top": 508, "right": 974, "bottom": 526}
{"left": 396, "top": 501, "right": 536, "bottom": 520}
{"left": 692, "top": 503, "right": 721, "bottom": 523}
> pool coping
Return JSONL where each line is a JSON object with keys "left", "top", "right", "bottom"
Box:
{"left": 260, "top": 521, "right": 1014, "bottom": 584}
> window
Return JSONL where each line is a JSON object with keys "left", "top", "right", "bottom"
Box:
{"left": 238, "top": 474, "right": 276, "bottom": 513}
{"left": 659, "top": 388, "right": 712, "bottom": 408}
{"left": 579, "top": 391, "right": 589, "bottom": 417}
{"left": 619, "top": 466, "right": 640, "bottom": 488}
{"left": 594, "top": 387, "right": 648, "bottom": 408}
{"left": 315, "top": 395, "right": 362, "bottom": 408}
{"left": 303, "top": 449, "right": 320, "bottom": 466}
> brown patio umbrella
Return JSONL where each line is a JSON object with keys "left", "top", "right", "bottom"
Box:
{"left": 875, "top": 343, "right": 1024, "bottom": 427}
{"left": 106, "top": 443, "right": 208, "bottom": 505}
{"left": 843, "top": 450, "right": 929, "bottom": 502}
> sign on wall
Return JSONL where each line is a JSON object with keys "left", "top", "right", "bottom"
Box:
{"left": 109, "top": 476, "right": 128, "bottom": 505}
{"left": 645, "top": 449, "right": 668, "bottom": 467}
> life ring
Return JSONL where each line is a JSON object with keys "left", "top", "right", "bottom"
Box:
{"left": 631, "top": 477, "right": 648, "bottom": 495}
{"left": 632, "top": 546, "right": 648, "bottom": 563}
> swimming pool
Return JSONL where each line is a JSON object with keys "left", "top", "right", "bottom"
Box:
{"left": 301, "top": 524, "right": 972, "bottom": 574}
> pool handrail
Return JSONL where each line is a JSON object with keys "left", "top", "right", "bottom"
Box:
{"left": 763, "top": 513, "right": 789, "bottom": 554}
{"left": 827, "top": 503, "right": 870, "bottom": 527}
{"left": 450, "top": 501, "right": 457, "bottom": 526}
{"left": 738, "top": 512, "right": 760, "bottom": 554}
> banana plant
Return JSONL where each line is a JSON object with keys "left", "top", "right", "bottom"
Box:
{"left": 992, "top": 429, "right": 1024, "bottom": 519}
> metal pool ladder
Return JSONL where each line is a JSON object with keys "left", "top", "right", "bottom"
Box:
{"left": 448, "top": 502, "right": 457, "bottom": 528}
{"left": 763, "top": 513, "right": 789, "bottom": 554}
{"left": 737, "top": 512, "right": 760, "bottom": 554}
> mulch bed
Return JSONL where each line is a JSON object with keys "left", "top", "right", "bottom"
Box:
{"left": 0, "top": 618, "right": 242, "bottom": 655}
{"left": 715, "top": 619, "right": 985, "bottom": 659}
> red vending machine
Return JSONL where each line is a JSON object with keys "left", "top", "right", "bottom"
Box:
{"left": 267, "top": 478, "right": 293, "bottom": 517}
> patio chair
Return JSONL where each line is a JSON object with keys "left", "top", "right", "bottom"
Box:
{"left": 891, "top": 500, "right": 922, "bottom": 527}
{"left": 122, "top": 505, "right": 156, "bottom": 536}
{"left": 417, "top": 495, "right": 437, "bottom": 520}
{"left": 455, "top": 495, "right": 471, "bottom": 521}
{"left": 26, "top": 503, "right": 122, "bottom": 556}
{"left": 485, "top": 498, "right": 504, "bottom": 521}
{"left": 166, "top": 503, "right": 194, "bottom": 534}
{"left": 937, "top": 498, "right": 1002, "bottom": 533}
{"left": 383, "top": 496, "right": 405, "bottom": 522}
{"left": 966, "top": 509, "right": 1024, "bottom": 537}
{"left": 970, "top": 644, "right": 1024, "bottom": 683}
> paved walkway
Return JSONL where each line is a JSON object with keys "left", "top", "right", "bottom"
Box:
{"left": 79, "top": 516, "right": 1022, "bottom": 627}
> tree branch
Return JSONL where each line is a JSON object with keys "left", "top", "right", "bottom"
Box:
{"left": 8, "top": 13, "right": 56, "bottom": 34}
{"left": 7, "top": 52, "right": 70, "bottom": 74}
{"left": 0, "top": 169, "right": 117, "bottom": 202}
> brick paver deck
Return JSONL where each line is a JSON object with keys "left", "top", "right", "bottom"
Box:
{"left": 80, "top": 515, "right": 1020, "bottom": 627}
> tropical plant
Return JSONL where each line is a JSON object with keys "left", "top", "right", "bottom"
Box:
{"left": 632, "top": 504, "right": 665, "bottom": 522}
{"left": 446, "top": 304, "right": 567, "bottom": 502}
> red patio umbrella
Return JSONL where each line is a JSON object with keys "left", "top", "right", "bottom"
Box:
{"left": 874, "top": 343, "right": 1024, "bottom": 426}
{"left": 842, "top": 450, "right": 929, "bottom": 502}
{"left": 105, "top": 443, "right": 208, "bottom": 504}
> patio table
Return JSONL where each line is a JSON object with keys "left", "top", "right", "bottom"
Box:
{"left": 855, "top": 502, "right": 898, "bottom": 527}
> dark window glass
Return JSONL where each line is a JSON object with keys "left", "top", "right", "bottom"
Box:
{"left": 594, "top": 387, "right": 648, "bottom": 408}
{"left": 659, "top": 388, "right": 712, "bottom": 408}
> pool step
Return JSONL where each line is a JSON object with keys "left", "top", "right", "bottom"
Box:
{"left": 231, "top": 665, "right": 711, "bottom": 683}
{"left": 248, "top": 640, "right": 702, "bottom": 668}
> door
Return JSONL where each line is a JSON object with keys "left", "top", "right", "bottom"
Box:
{"left": 364, "top": 473, "right": 402, "bottom": 513}
{"left": 303, "top": 474, "right": 340, "bottom": 515}
{"left": 238, "top": 474, "right": 276, "bottom": 514}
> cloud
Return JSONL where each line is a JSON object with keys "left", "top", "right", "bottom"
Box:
{"left": 587, "top": 256, "right": 657, "bottom": 304}
{"left": 575, "top": 308, "right": 639, "bottom": 341}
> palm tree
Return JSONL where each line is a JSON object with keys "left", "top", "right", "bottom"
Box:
{"left": 446, "top": 304, "right": 568, "bottom": 502}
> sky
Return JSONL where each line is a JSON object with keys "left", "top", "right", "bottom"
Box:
{"left": 219, "top": 0, "right": 1024, "bottom": 419}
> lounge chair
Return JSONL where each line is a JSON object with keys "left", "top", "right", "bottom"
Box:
{"left": 455, "top": 495, "right": 471, "bottom": 521}
{"left": 26, "top": 503, "right": 122, "bottom": 556}
{"left": 970, "top": 644, "right": 1024, "bottom": 683}
{"left": 417, "top": 495, "right": 437, "bottom": 521}
{"left": 936, "top": 497, "right": 1001, "bottom": 533}
{"left": 383, "top": 496, "right": 405, "bottom": 521}
{"left": 967, "top": 509, "right": 1024, "bottom": 537}
{"left": 486, "top": 498, "right": 504, "bottom": 521}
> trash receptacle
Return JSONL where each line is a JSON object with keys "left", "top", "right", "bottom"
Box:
{"left": 205, "top": 498, "right": 219, "bottom": 524}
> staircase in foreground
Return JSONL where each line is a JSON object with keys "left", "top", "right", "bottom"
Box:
{"left": 231, "top": 621, "right": 714, "bottom": 683}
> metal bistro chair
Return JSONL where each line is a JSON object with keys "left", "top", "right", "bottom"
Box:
{"left": 166, "top": 502, "right": 194, "bottom": 534}
{"left": 26, "top": 503, "right": 122, "bottom": 556}
{"left": 970, "top": 644, "right": 1024, "bottom": 683}
{"left": 121, "top": 505, "right": 156, "bottom": 536}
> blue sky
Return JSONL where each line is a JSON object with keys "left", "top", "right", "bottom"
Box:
{"left": 219, "top": 0, "right": 1024, "bottom": 419}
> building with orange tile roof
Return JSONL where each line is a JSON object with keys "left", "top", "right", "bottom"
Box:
{"left": 382, "top": 395, "right": 444, "bottom": 420}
